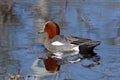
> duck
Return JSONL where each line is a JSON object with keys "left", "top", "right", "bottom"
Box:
{"left": 38, "top": 21, "right": 101, "bottom": 58}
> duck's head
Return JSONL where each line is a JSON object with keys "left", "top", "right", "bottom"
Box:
{"left": 43, "top": 21, "right": 60, "bottom": 39}
{"left": 38, "top": 21, "right": 60, "bottom": 43}
{"left": 43, "top": 57, "right": 60, "bottom": 73}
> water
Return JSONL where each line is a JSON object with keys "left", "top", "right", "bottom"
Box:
{"left": 0, "top": 0, "right": 120, "bottom": 80}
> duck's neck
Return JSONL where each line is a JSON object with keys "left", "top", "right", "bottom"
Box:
{"left": 48, "top": 32, "right": 57, "bottom": 39}
{"left": 44, "top": 37, "right": 51, "bottom": 48}
{"left": 44, "top": 36, "right": 56, "bottom": 52}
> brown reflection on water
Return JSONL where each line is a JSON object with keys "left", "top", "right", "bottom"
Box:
{"left": 0, "top": 1, "right": 17, "bottom": 79}
{"left": 0, "top": 0, "right": 16, "bottom": 27}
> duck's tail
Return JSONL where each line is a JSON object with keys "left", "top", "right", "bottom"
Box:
{"left": 79, "top": 41, "right": 101, "bottom": 53}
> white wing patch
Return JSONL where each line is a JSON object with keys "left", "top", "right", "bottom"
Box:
{"left": 72, "top": 46, "right": 79, "bottom": 51}
{"left": 51, "top": 41, "right": 64, "bottom": 46}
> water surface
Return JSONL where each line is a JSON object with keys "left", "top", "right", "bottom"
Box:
{"left": 0, "top": 0, "right": 120, "bottom": 80}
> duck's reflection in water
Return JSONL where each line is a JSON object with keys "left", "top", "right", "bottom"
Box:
{"left": 47, "top": 49, "right": 100, "bottom": 66}
{"left": 79, "top": 50, "right": 101, "bottom": 68}
{"left": 25, "top": 56, "right": 59, "bottom": 80}
{"left": 26, "top": 50, "right": 100, "bottom": 80}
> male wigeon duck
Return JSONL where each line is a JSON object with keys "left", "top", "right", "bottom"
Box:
{"left": 38, "top": 21, "right": 100, "bottom": 58}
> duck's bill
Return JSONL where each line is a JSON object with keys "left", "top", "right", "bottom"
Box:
{"left": 38, "top": 30, "right": 47, "bottom": 44}
{"left": 38, "top": 30, "right": 44, "bottom": 34}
